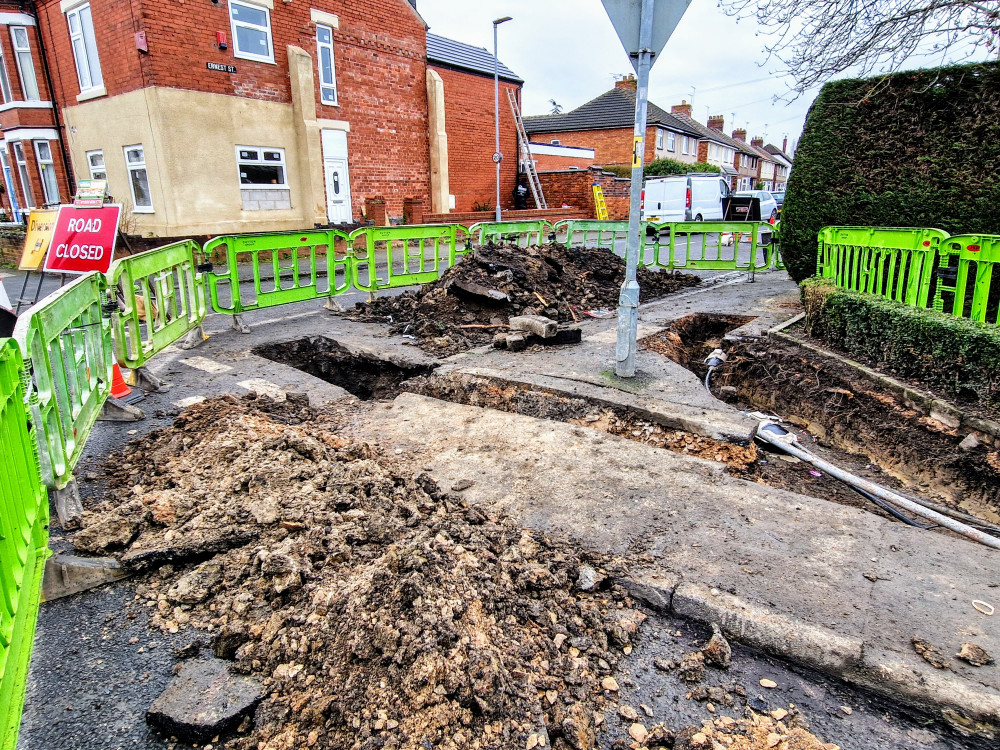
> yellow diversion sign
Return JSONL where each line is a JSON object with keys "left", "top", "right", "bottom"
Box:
{"left": 18, "top": 209, "right": 59, "bottom": 271}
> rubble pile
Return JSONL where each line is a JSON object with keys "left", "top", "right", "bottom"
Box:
{"left": 76, "top": 394, "right": 648, "bottom": 750}
{"left": 349, "top": 243, "right": 700, "bottom": 355}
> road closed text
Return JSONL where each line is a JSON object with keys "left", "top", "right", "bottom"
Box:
{"left": 53, "top": 242, "right": 107, "bottom": 260}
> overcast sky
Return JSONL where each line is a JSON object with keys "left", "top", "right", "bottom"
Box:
{"left": 415, "top": 0, "right": 988, "bottom": 155}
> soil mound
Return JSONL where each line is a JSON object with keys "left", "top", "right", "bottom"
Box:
{"left": 348, "top": 243, "right": 700, "bottom": 356}
{"left": 77, "top": 394, "right": 644, "bottom": 750}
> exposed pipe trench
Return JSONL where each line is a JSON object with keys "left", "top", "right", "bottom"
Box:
{"left": 756, "top": 421, "right": 1000, "bottom": 550}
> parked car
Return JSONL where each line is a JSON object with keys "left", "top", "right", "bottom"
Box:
{"left": 734, "top": 190, "right": 779, "bottom": 222}
{"left": 642, "top": 174, "right": 733, "bottom": 222}
{"left": 772, "top": 191, "right": 786, "bottom": 214}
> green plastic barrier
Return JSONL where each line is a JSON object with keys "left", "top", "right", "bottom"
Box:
{"left": 0, "top": 339, "right": 49, "bottom": 750}
{"left": 13, "top": 272, "right": 113, "bottom": 490}
{"left": 935, "top": 234, "right": 1000, "bottom": 325}
{"left": 107, "top": 240, "right": 208, "bottom": 370}
{"left": 468, "top": 220, "right": 553, "bottom": 248}
{"left": 646, "top": 221, "right": 772, "bottom": 272}
{"left": 202, "top": 230, "right": 352, "bottom": 315}
{"left": 552, "top": 220, "right": 634, "bottom": 251}
{"left": 818, "top": 226, "right": 947, "bottom": 307}
{"left": 351, "top": 224, "right": 468, "bottom": 291}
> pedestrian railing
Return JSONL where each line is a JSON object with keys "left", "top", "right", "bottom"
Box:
{"left": 13, "top": 273, "right": 112, "bottom": 491}
{"left": 641, "top": 221, "right": 775, "bottom": 272}
{"left": 202, "top": 230, "right": 353, "bottom": 314}
{"left": 108, "top": 240, "right": 208, "bottom": 370}
{"left": 352, "top": 224, "right": 468, "bottom": 291}
{"left": 934, "top": 234, "right": 1000, "bottom": 325}
{"left": 0, "top": 339, "right": 49, "bottom": 750}
{"left": 552, "top": 220, "right": 632, "bottom": 251}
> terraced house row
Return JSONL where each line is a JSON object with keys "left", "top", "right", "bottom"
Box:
{"left": 0, "top": 0, "right": 524, "bottom": 235}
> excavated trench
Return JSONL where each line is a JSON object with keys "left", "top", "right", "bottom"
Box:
{"left": 253, "top": 337, "right": 435, "bottom": 401}
{"left": 641, "top": 314, "right": 1000, "bottom": 525}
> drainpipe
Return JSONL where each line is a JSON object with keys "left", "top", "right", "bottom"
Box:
{"left": 22, "top": 0, "right": 76, "bottom": 197}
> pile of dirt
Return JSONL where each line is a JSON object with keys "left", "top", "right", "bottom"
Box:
{"left": 672, "top": 714, "right": 838, "bottom": 750}
{"left": 348, "top": 243, "right": 700, "bottom": 356}
{"left": 75, "top": 394, "right": 651, "bottom": 750}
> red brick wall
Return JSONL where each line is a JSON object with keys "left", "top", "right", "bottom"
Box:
{"left": 531, "top": 153, "right": 593, "bottom": 171}
{"left": 537, "top": 168, "right": 631, "bottom": 220}
{"left": 431, "top": 63, "right": 519, "bottom": 214}
{"left": 423, "top": 207, "right": 587, "bottom": 224}
{"left": 529, "top": 125, "right": 661, "bottom": 167}
{"left": 37, "top": 0, "right": 431, "bottom": 220}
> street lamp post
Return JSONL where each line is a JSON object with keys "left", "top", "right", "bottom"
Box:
{"left": 493, "top": 16, "right": 512, "bottom": 223}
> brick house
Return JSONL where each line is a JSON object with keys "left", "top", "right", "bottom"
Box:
{"left": 523, "top": 77, "right": 702, "bottom": 168}
{"left": 730, "top": 128, "right": 759, "bottom": 191}
{"left": 667, "top": 104, "right": 741, "bottom": 183}
{"left": 426, "top": 33, "right": 522, "bottom": 214}
{"left": 748, "top": 137, "right": 777, "bottom": 191}
{"left": 18, "top": 0, "right": 520, "bottom": 236}
{"left": 0, "top": 3, "right": 73, "bottom": 220}
{"left": 763, "top": 142, "right": 792, "bottom": 190}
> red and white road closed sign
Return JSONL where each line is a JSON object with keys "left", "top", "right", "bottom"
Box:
{"left": 43, "top": 204, "right": 122, "bottom": 275}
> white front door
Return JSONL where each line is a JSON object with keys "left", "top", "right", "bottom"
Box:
{"left": 321, "top": 129, "right": 352, "bottom": 224}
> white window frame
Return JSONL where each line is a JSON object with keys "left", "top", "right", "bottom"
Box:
{"left": 34, "top": 140, "right": 59, "bottom": 205}
{"left": 123, "top": 144, "right": 153, "bottom": 212}
{"left": 666, "top": 131, "right": 675, "bottom": 151}
{"left": 316, "top": 22, "right": 337, "bottom": 105}
{"left": 0, "top": 40, "right": 12, "bottom": 104}
{"left": 10, "top": 141, "right": 33, "bottom": 209}
{"left": 235, "top": 145, "right": 288, "bottom": 189}
{"left": 228, "top": 0, "right": 275, "bottom": 64}
{"left": 655, "top": 129, "right": 663, "bottom": 149}
{"left": 65, "top": 2, "right": 103, "bottom": 96}
{"left": 86, "top": 148, "right": 105, "bottom": 180}
{"left": 10, "top": 27, "right": 39, "bottom": 101}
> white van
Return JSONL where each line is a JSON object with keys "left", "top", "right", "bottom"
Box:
{"left": 641, "top": 174, "right": 732, "bottom": 222}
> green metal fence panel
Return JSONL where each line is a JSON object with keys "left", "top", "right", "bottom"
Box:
{"left": 468, "top": 220, "right": 553, "bottom": 248}
{"left": 0, "top": 339, "right": 49, "bottom": 750}
{"left": 817, "top": 227, "right": 948, "bottom": 307}
{"left": 351, "top": 224, "right": 468, "bottom": 291}
{"left": 646, "top": 222, "right": 771, "bottom": 271}
{"left": 935, "top": 234, "right": 1000, "bottom": 325}
{"left": 12, "top": 272, "right": 112, "bottom": 490}
{"left": 107, "top": 240, "right": 208, "bottom": 369}
{"left": 203, "top": 230, "right": 352, "bottom": 315}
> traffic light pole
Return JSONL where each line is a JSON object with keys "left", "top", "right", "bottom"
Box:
{"left": 615, "top": 0, "right": 654, "bottom": 378}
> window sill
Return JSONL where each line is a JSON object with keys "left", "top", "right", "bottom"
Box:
{"left": 0, "top": 100, "right": 53, "bottom": 111}
{"left": 76, "top": 85, "right": 106, "bottom": 102}
{"left": 132, "top": 206, "right": 155, "bottom": 214}
{"left": 233, "top": 52, "right": 276, "bottom": 66}
{"left": 240, "top": 184, "right": 290, "bottom": 190}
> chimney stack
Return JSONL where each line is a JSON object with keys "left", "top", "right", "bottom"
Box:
{"left": 671, "top": 100, "right": 692, "bottom": 117}
{"left": 707, "top": 115, "right": 724, "bottom": 132}
{"left": 732, "top": 128, "right": 747, "bottom": 142}
{"left": 782, "top": 136, "right": 788, "bottom": 153}
{"left": 615, "top": 75, "right": 637, "bottom": 92}
{"left": 751, "top": 136, "right": 764, "bottom": 148}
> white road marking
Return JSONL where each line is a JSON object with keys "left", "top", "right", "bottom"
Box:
{"left": 237, "top": 378, "right": 285, "bottom": 400}
{"left": 173, "top": 395, "right": 206, "bottom": 408}
{"left": 180, "top": 356, "right": 232, "bottom": 373}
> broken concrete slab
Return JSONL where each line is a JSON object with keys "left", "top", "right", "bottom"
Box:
{"left": 446, "top": 278, "right": 509, "bottom": 303}
{"left": 42, "top": 554, "right": 130, "bottom": 601}
{"left": 146, "top": 657, "right": 263, "bottom": 743}
{"left": 510, "top": 315, "right": 557, "bottom": 338}
{"left": 345, "top": 393, "right": 1000, "bottom": 732}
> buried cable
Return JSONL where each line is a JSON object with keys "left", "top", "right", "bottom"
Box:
{"left": 704, "top": 348, "right": 727, "bottom": 392}
{"left": 755, "top": 421, "right": 1000, "bottom": 550}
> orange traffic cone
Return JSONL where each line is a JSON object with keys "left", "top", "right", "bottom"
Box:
{"left": 110, "top": 364, "right": 133, "bottom": 400}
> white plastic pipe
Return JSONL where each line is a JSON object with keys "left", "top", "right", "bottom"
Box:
{"left": 756, "top": 422, "right": 1000, "bottom": 550}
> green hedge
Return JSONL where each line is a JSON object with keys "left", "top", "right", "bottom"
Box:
{"left": 782, "top": 62, "right": 1000, "bottom": 283}
{"left": 602, "top": 160, "right": 721, "bottom": 179}
{"left": 802, "top": 279, "right": 1000, "bottom": 408}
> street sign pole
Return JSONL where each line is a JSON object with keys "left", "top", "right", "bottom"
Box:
{"left": 615, "top": 0, "right": 655, "bottom": 378}
{"left": 602, "top": 0, "right": 692, "bottom": 377}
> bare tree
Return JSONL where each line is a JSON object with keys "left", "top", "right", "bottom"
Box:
{"left": 719, "top": 0, "right": 1000, "bottom": 92}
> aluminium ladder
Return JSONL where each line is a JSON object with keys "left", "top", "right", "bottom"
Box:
{"left": 507, "top": 89, "right": 547, "bottom": 209}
